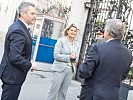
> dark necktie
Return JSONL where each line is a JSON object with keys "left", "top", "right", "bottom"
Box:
{"left": 27, "top": 28, "right": 33, "bottom": 37}
{"left": 27, "top": 28, "right": 31, "bottom": 33}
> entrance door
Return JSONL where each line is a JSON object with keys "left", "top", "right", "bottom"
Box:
{"left": 32, "top": 15, "right": 65, "bottom": 63}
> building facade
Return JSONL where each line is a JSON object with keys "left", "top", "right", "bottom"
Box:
{"left": 0, "top": 0, "right": 36, "bottom": 42}
{"left": 0, "top": 0, "right": 88, "bottom": 42}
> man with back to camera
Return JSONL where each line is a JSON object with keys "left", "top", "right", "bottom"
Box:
{"left": 79, "top": 19, "right": 132, "bottom": 100}
{"left": 0, "top": 2, "right": 36, "bottom": 100}
{"left": 77, "top": 30, "right": 105, "bottom": 99}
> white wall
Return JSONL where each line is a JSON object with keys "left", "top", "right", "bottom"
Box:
{"left": 67, "top": 0, "right": 88, "bottom": 45}
{"left": 0, "top": 0, "right": 36, "bottom": 42}
{"left": 0, "top": 0, "right": 89, "bottom": 43}
{"left": 0, "top": 0, "right": 22, "bottom": 42}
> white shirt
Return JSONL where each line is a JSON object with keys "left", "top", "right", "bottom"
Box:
{"left": 106, "top": 38, "right": 117, "bottom": 43}
{"left": 19, "top": 18, "right": 29, "bottom": 29}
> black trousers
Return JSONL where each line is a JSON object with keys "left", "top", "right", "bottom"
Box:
{"left": 80, "top": 85, "right": 93, "bottom": 100}
{"left": 1, "top": 83, "right": 22, "bottom": 100}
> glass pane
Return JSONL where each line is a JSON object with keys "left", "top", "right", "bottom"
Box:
{"left": 41, "top": 18, "right": 64, "bottom": 39}
{"left": 32, "top": 18, "right": 43, "bottom": 38}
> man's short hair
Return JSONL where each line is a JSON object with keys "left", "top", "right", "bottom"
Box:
{"left": 104, "top": 19, "right": 124, "bottom": 40}
{"left": 18, "top": 2, "right": 35, "bottom": 17}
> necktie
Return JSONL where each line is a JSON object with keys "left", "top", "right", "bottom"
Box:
{"left": 27, "top": 28, "right": 31, "bottom": 33}
{"left": 27, "top": 28, "right": 33, "bottom": 37}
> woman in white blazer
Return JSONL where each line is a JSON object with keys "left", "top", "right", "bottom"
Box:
{"left": 46, "top": 24, "right": 80, "bottom": 100}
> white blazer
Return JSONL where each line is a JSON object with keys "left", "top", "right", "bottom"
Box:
{"left": 51, "top": 37, "right": 80, "bottom": 72}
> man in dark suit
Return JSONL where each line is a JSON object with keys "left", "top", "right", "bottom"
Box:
{"left": 77, "top": 30, "right": 105, "bottom": 99}
{"left": 79, "top": 19, "right": 132, "bottom": 100}
{"left": 0, "top": 2, "right": 36, "bottom": 100}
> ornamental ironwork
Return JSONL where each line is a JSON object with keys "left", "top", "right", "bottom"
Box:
{"left": 79, "top": 0, "right": 133, "bottom": 63}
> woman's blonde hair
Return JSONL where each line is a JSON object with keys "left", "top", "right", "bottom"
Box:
{"left": 64, "top": 23, "right": 78, "bottom": 36}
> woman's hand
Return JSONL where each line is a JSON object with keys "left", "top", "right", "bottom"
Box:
{"left": 70, "top": 52, "right": 78, "bottom": 59}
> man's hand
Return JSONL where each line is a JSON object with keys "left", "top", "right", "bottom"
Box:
{"left": 31, "top": 62, "right": 37, "bottom": 72}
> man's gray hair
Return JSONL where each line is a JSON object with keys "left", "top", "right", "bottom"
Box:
{"left": 18, "top": 2, "right": 35, "bottom": 17}
{"left": 105, "top": 19, "right": 124, "bottom": 40}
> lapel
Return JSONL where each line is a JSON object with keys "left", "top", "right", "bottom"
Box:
{"left": 17, "top": 19, "right": 32, "bottom": 41}
{"left": 72, "top": 40, "right": 77, "bottom": 52}
{"left": 64, "top": 37, "right": 77, "bottom": 53}
{"left": 64, "top": 37, "right": 72, "bottom": 53}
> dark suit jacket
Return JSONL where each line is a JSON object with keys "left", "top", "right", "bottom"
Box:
{"left": 0, "top": 19, "right": 32, "bottom": 84}
{"left": 79, "top": 39, "right": 132, "bottom": 100}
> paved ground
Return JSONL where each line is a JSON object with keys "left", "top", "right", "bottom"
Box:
{"left": 0, "top": 42, "right": 81, "bottom": 100}
{"left": 0, "top": 41, "right": 133, "bottom": 100}
{"left": 21, "top": 62, "right": 81, "bottom": 100}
